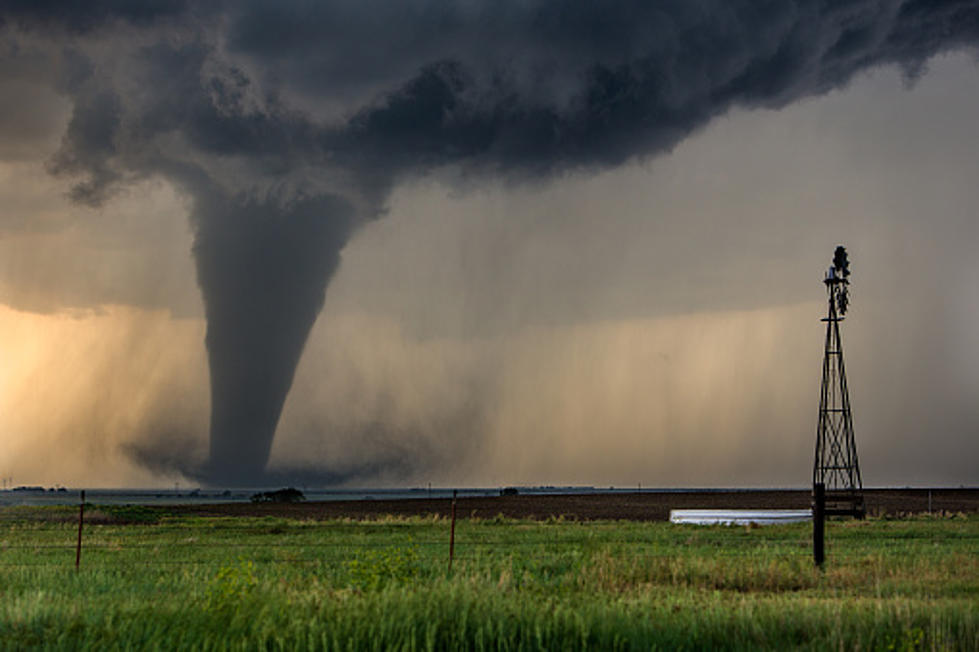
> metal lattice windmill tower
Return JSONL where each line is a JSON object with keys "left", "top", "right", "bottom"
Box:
{"left": 814, "top": 245, "right": 865, "bottom": 517}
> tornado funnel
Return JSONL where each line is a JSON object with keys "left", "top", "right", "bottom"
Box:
{"left": 192, "top": 193, "right": 356, "bottom": 486}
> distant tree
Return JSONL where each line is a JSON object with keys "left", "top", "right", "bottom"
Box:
{"left": 250, "top": 487, "right": 305, "bottom": 503}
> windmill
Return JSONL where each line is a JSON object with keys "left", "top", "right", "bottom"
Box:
{"left": 814, "top": 245, "right": 865, "bottom": 517}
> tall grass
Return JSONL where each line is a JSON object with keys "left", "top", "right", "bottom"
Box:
{"left": 1, "top": 512, "right": 976, "bottom": 649}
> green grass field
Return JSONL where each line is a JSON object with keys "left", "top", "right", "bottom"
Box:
{"left": 1, "top": 507, "right": 977, "bottom": 650}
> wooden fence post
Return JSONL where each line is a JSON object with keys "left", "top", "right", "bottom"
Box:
{"left": 813, "top": 483, "right": 825, "bottom": 568}
{"left": 448, "top": 490, "right": 457, "bottom": 572}
{"left": 75, "top": 490, "right": 85, "bottom": 571}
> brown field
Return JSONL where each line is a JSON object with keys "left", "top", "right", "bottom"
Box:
{"left": 167, "top": 488, "right": 979, "bottom": 521}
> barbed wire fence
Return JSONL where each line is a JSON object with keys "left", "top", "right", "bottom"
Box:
{"left": 4, "top": 491, "right": 976, "bottom": 573}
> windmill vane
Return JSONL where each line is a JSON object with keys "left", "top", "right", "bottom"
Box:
{"left": 826, "top": 245, "right": 851, "bottom": 315}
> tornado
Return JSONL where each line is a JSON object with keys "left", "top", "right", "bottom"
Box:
{"left": 192, "top": 193, "right": 357, "bottom": 486}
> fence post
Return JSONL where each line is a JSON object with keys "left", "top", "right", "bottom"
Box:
{"left": 75, "top": 490, "right": 85, "bottom": 571}
{"left": 813, "top": 483, "right": 825, "bottom": 568}
{"left": 448, "top": 490, "right": 457, "bottom": 572}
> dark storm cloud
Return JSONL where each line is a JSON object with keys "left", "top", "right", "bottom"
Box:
{"left": 47, "top": 89, "right": 122, "bottom": 204}
{"left": 22, "top": 1, "right": 979, "bottom": 198}
{"left": 0, "top": 0, "right": 191, "bottom": 34}
{"left": 2, "top": 0, "right": 977, "bottom": 485}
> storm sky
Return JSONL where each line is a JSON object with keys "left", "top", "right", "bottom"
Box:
{"left": 0, "top": 1, "right": 977, "bottom": 487}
